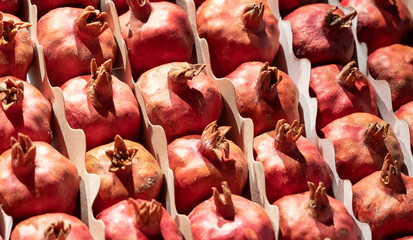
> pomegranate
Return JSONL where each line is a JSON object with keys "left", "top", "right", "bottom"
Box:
{"left": 138, "top": 62, "right": 222, "bottom": 142}
{"left": 86, "top": 135, "right": 163, "bottom": 214}
{"left": 284, "top": 4, "right": 356, "bottom": 66}
{"left": 119, "top": 0, "right": 194, "bottom": 80}
{"left": 353, "top": 154, "right": 413, "bottom": 239}
{"left": 395, "top": 101, "right": 413, "bottom": 150}
{"left": 38, "top": 6, "right": 117, "bottom": 87}
{"left": 368, "top": 44, "right": 413, "bottom": 111}
{"left": 0, "top": 76, "right": 52, "bottom": 154}
{"left": 310, "top": 61, "right": 378, "bottom": 131}
{"left": 0, "top": 12, "right": 33, "bottom": 79}
{"left": 197, "top": 0, "right": 279, "bottom": 77}
{"left": 274, "top": 181, "right": 358, "bottom": 239}
{"left": 62, "top": 59, "right": 141, "bottom": 150}
{"left": 31, "top": 0, "right": 99, "bottom": 16}
{"left": 0, "top": 134, "right": 79, "bottom": 221}
{"left": 168, "top": 121, "right": 248, "bottom": 214}
{"left": 341, "top": 0, "right": 413, "bottom": 53}
{"left": 254, "top": 119, "right": 331, "bottom": 203}
{"left": 0, "top": 0, "right": 20, "bottom": 15}
{"left": 97, "top": 198, "right": 183, "bottom": 239}
{"left": 189, "top": 181, "right": 275, "bottom": 240}
{"left": 11, "top": 213, "right": 93, "bottom": 239}
{"left": 226, "top": 61, "right": 300, "bottom": 136}
{"left": 278, "top": 0, "right": 327, "bottom": 15}
{"left": 321, "top": 112, "right": 404, "bottom": 184}
{"left": 113, "top": 0, "right": 129, "bottom": 14}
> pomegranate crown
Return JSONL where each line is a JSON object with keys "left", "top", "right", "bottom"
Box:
{"left": 129, "top": 198, "right": 162, "bottom": 237}
{"left": 308, "top": 181, "right": 329, "bottom": 210}
{"left": 11, "top": 133, "right": 36, "bottom": 176}
{"left": 381, "top": 153, "right": 402, "bottom": 186}
{"left": 274, "top": 119, "right": 304, "bottom": 153}
{"left": 0, "top": 78, "right": 24, "bottom": 111}
{"left": 44, "top": 221, "right": 71, "bottom": 240}
{"left": 87, "top": 58, "right": 113, "bottom": 108}
{"left": 168, "top": 63, "right": 206, "bottom": 85}
{"left": 257, "top": 62, "right": 282, "bottom": 98}
{"left": 324, "top": 6, "right": 356, "bottom": 29}
{"left": 75, "top": 6, "right": 108, "bottom": 38}
{"left": 106, "top": 135, "right": 138, "bottom": 172}
{"left": 200, "top": 121, "right": 231, "bottom": 161}
{"left": 126, "top": 0, "right": 152, "bottom": 21}
{"left": 364, "top": 122, "right": 389, "bottom": 144}
{"left": 212, "top": 181, "right": 235, "bottom": 220}
{"left": 0, "top": 12, "right": 31, "bottom": 45}
{"left": 242, "top": 2, "right": 265, "bottom": 31}
{"left": 338, "top": 61, "right": 368, "bottom": 88}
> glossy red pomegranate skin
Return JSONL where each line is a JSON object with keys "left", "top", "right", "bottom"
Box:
{"left": 138, "top": 62, "right": 222, "bottom": 142}
{"left": 189, "top": 191, "right": 275, "bottom": 240}
{"left": 284, "top": 4, "right": 355, "bottom": 66}
{"left": 0, "top": 0, "right": 20, "bottom": 14}
{"left": 197, "top": 0, "right": 279, "bottom": 77}
{"left": 86, "top": 137, "right": 163, "bottom": 214}
{"left": 274, "top": 185, "right": 358, "bottom": 239}
{"left": 31, "top": 0, "right": 99, "bottom": 16}
{"left": 226, "top": 62, "right": 300, "bottom": 136}
{"left": 278, "top": 0, "right": 327, "bottom": 15}
{"left": 0, "top": 135, "right": 79, "bottom": 221}
{"left": 0, "top": 13, "right": 34, "bottom": 79}
{"left": 321, "top": 112, "right": 404, "bottom": 184}
{"left": 119, "top": 0, "right": 194, "bottom": 80}
{"left": 11, "top": 213, "right": 93, "bottom": 239}
{"left": 38, "top": 7, "right": 117, "bottom": 86}
{"left": 395, "top": 101, "right": 413, "bottom": 149}
{"left": 341, "top": 0, "right": 413, "bottom": 53}
{"left": 369, "top": 44, "right": 413, "bottom": 111}
{"left": 112, "top": 0, "right": 129, "bottom": 14}
{"left": 168, "top": 124, "right": 248, "bottom": 214}
{"left": 353, "top": 171, "right": 413, "bottom": 239}
{"left": 97, "top": 199, "right": 183, "bottom": 240}
{"left": 0, "top": 76, "right": 52, "bottom": 154}
{"left": 310, "top": 63, "right": 378, "bottom": 131}
{"left": 62, "top": 74, "right": 141, "bottom": 150}
{"left": 254, "top": 122, "right": 331, "bottom": 203}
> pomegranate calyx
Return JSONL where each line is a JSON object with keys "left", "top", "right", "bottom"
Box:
{"left": 129, "top": 198, "right": 162, "bottom": 238}
{"left": 242, "top": 2, "right": 265, "bottom": 31}
{"left": 308, "top": 182, "right": 329, "bottom": 210}
{"left": 87, "top": 58, "right": 113, "bottom": 108}
{"left": 106, "top": 135, "right": 137, "bottom": 172}
{"left": 324, "top": 6, "right": 356, "bottom": 29}
{"left": 168, "top": 63, "right": 206, "bottom": 89}
{"left": 200, "top": 121, "right": 231, "bottom": 162}
{"left": 364, "top": 122, "right": 389, "bottom": 144}
{"left": 75, "top": 6, "right": 108, "bottom": 39}
{"left": 213, "top": 181, "right": 235, "bottom": 220}
{"left": 0, "top": 12, "right": 31, "bottom": 46}
{"left": 381, "top": 153, "right": 404, "bottom": 190}
{"left": 0, "top": 77, "right": 24, "bottom": 111}
{"left": 338, "top": 61, "right": 367, "bottom": 88}
{"left": 11, "top": 133, "right": 36, "bottom": 176}
{"left": 127, "top": 0, "right": 152, "bottom": 22}
{"left": 44, "top": 221, "right": 71, "bottom": 240}
{"left": 257, "top": 62, "right": 281, "bottom": 101}
{"left": 274, "top": 119, "right": 304, "bottom": 154}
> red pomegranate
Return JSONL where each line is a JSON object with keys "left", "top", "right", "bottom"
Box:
{"left": 31, "top": 0, "right": 99, "bottom": 16}
{"left": 284, "top": 4, "right": 356, "bottom": 66}
{"left": 62, "top": 59, "right": 141, "bottom": 150}
{"left": 189, "top": 181, "right": 275, "bottom": 240}
{"left": 11, "top": 213, "right": 93, "bottom": 239}
{"left": 0, "top": 0, "right": 20, "bottom": 15}
{"left": 341, "top": 0, "right": 413, "bottom": 53}
{"left": 395, "top": 101, "right": 413, "bottom": 150}
{"left": 86, "top": 135, "right": 163, "bottom": 214}
{"left": 197, "top": 0, "right": 279, "bottom": 77}
{"left": 0, "top": 12, "right": 33, "bottom": 79}
{"left": 226, "top": 62, "right": 300, "bottom": 136}
{"left": 321, "top": 112, "right": 404, "bottom": 184}
{"left": 138, "top": 62, "right": 222, "bottom": 142}
{"left": 0, "top": 134, "right": 79, "bottom": 221}
{"left": 274, "top": 181, "right": 358, "bottom": 239}
{"left": 353, "top": 154, "right": 413, "bottom": 239}
{"left": 278, "top": 0, "right": 327, "bottom": 15}
{"left": 119, "top": 0, "right": 194, "bottom": 80}
{"left": 38, "top": 6, "right": 117, "bottom": 87}
{"left": 254, "top": 119, "right": 331, "bottom": 203}
{"left": 113, "top": 0, "right": 129, "bottom": 14}
{"left": 168, "top": 121, "right": 248, "bottom": 214}
{"left": 0, "top": 76, "right": 52, "bottom": 154}
{"left": 97, "top": 198, "right": 183, "bottom": 239}
{"left": 368, "top": 44, "right": 413, "bottom": 111}
{"left": 310, "top": 61, "right": 378, "bottom": 131}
